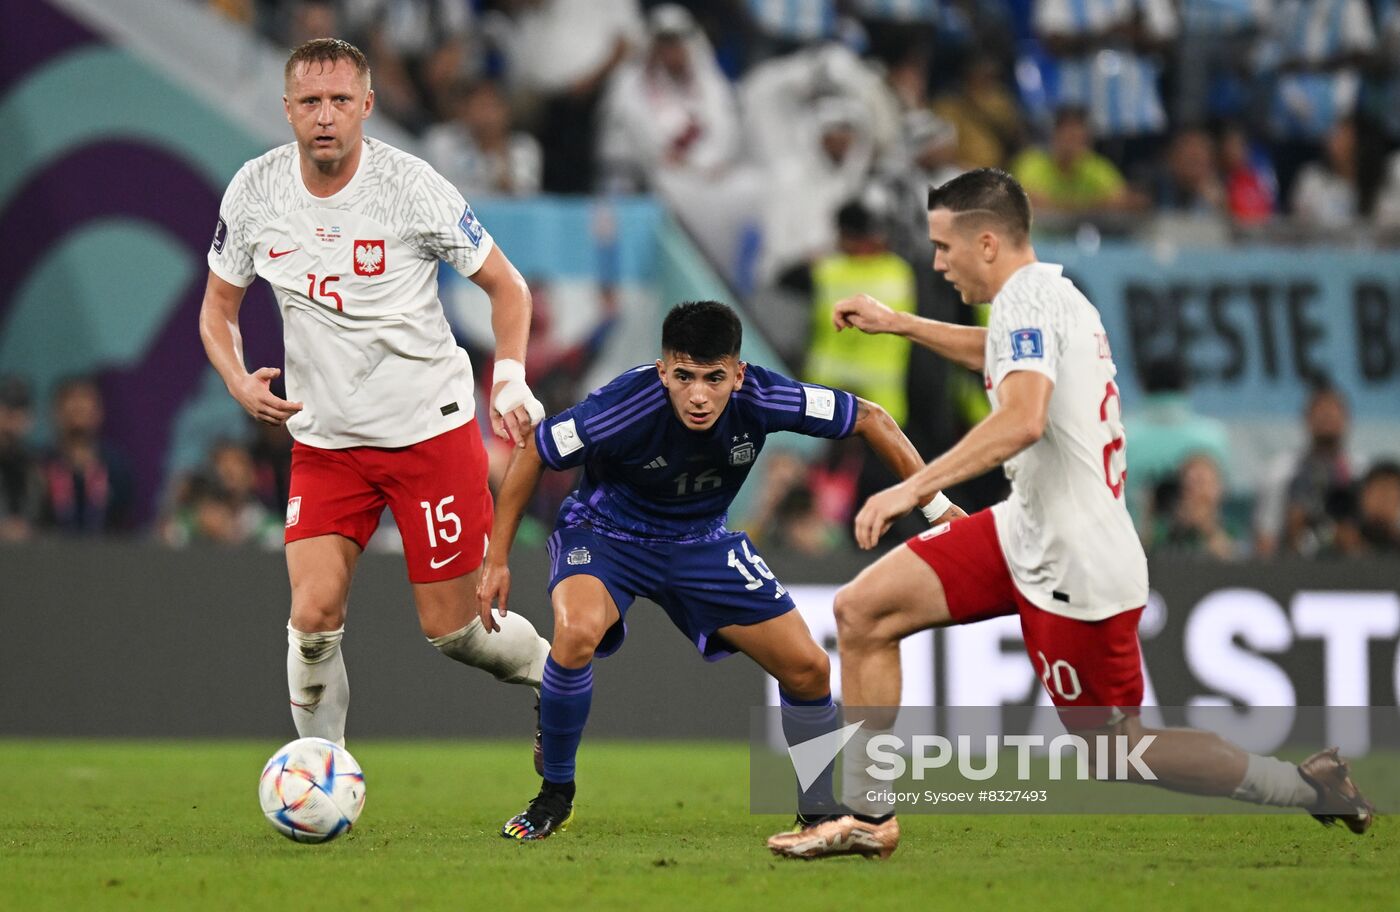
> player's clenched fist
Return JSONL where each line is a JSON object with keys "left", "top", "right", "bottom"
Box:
{"left": 833, "top": 294, "right": 904, "bottom": 336}
{"left": 491, "top": 358, "right": 546, "bottom": 448}
{"left": 475, "top": 561, "right": 512, "bottom": 632}
{"left": 232, "top": 367, "right": 303, "bottom": 426}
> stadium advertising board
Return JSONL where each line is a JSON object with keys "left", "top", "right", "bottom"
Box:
{"left": 1041, "top": 242, "right": 1400, "bottom": 419}
{"left": 3, "top": 542, "right": 1394, "bottom": 740}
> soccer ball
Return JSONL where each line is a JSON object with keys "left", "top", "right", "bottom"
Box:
{"left": 258, "top": 737, "right": 366, "bottom": 843}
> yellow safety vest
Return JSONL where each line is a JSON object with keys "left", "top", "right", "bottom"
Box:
{"left": 804, "top": 252, "right": 915, "bottom": 426}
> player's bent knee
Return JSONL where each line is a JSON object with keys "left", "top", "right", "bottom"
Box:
{"left": 289, "top": 577, "right": 349, "bottom": 633}
{"left": 551, "top": 615, "right": 606, "bottom": 666}
{"left": 430, "top": 614, "right": 547, "bottom": 687}
{"left": 832, "top": 583, "right": 864, "bottom": 633}
{"left": 779, "top": 649, "right": 832, "bottom": 700}
{"left": 1069, "top": 717, "right": 1151, "bottom": 780}
{"left": 288, "top": 599, "right": 345, "bottom": 634}
{"left": 834, "top": 584, "right": 888, "bottom": 653}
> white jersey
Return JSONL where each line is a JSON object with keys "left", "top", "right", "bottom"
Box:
{"left": 208, "top": 138, "right": 494, "bottom": 449}
{"left": 984, "top": 262, "right": 1148, "bottom": 621}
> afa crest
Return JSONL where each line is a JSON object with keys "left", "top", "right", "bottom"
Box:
{"left": 354, "top": 239, "right": 385, "bottom": 276}
{"left": 729, "top": 442, "right": 755, "bottom": 466}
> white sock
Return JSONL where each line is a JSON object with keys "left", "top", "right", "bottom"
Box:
{"left": 429, "top": 614, "right": 549, "bottom": 689}
{"left": 1231, "top": 753, "right": 1319, "bottom": 808}
{"left": 287, "top": 625, "right": 349, "bottom": 745}
{"left": 841, "top": 725, "right": 895, "bottom": 818}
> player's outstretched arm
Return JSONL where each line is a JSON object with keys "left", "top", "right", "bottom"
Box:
{"left": 850, "top": 398, "right": 965, "bottom": 525}
{"left": 476, "top": 431, "right": 548, "bottom": 632}
{"left": 833, "top": 294, "right": 987, "bottom": 371}
{"left": 470, "top": 246, "right": 544, "bottom": 447}
{"left": 853, "top": 371, "right": 1051, "bottom": 548}
{"left": 198, "top": 271, "right": 303, "bottom": 426}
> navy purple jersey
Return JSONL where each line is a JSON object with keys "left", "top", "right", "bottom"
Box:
{"left": 534, "top": 363, "right": 858, "bottom": 542}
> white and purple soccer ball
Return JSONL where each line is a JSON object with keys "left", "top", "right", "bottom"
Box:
{"left": 258, "top": 737, "right": 365, "bottom": 843}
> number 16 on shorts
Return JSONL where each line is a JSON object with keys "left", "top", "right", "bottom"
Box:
{"left": 727, "top": 539, "right": 787, "bottom": 599}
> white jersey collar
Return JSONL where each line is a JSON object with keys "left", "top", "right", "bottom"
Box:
{"left": 294, "top": 138, "right": 371, "bottom": 206}
{"left": 995, "top": 261, "right": 1063, "bottom": 300}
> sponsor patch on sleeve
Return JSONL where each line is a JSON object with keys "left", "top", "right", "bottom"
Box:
{"left": 803, "top": 386, "right": 836, "bottom": 420}
{"left": 212, "top": 216, "right": 228, "bottom": 254}
{"left": 458, "top": 203, "right": 484, "bottom": 246}
{"left": 551, "top": 418, "right": 584, "bottom": 456}
{"left": 1010, "top": 327, "right": 1044, "bottom": 361}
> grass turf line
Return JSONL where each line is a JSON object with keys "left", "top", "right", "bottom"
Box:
{"left": 0, "top": 740, "right": 1391, "bottom": 911}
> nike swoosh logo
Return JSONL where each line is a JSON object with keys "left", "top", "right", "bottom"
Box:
{"left": 429, "top": 552, "right": 461, "bottom": 569}
{"left": 269, "top": 246, "right": 299, "bottom": 258}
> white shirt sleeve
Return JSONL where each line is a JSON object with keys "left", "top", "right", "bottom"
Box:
{"left": 407, "top": 164, "right": 496, "bottom": 278}
{"left": 207, "top": 165, "right": 256, "bottom": 288}
{"left": 988, "top": 290, "right": 1063, "bottom": 390}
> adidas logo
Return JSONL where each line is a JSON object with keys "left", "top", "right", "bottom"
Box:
{"left": 643, "top": 457, "right": 668, "bottom": 470}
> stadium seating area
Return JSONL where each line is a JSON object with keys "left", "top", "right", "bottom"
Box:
{"left": 212, "top": 0, "right": 1400, "bottom": 242}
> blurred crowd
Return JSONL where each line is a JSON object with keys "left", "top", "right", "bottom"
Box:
{"left": 205, "top": 0, "right": 1400, "bottom": 259}
{"left": 3, "top": 362, "right": 1396, "bottom": 561}
{"left": 12, "top": 0, "right": 1396, "bottom": 560}
{"left": 0, "top": 374, "right": 293, "bottom": 549}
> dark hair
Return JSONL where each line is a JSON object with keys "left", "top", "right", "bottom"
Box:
{"left": 1363, "top": 460, "right": 1400, "bottom": 487}
{"left": 927, "top": 168, "right": 1032, "bottom": 244}
{"left": 1306, "top": 376, "right": 1347, "bottom": 411}
{"left": 662, "top": 301, "right": 742, "bottom": 361}
{"left": 285, "top": 38, "right": 370, "bottom": 87}
{"left": 449, "top": 78, "right": 503, "bottom": 104}
{"left": 836, "top": 199, "right": 878, "bottom": 237}
{"left": 1053, "top": 105, "right": 1090, "bottom": 129}
{"left": 1139, "top": 355, "right": 1189, "bottom": 394}
{"left": 0, "top": 374, "right": 31, "bottom": 410}
{"left": 52, "top": 374, "right": 99, "bottom": 404}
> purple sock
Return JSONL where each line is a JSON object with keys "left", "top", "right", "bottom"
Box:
{"left": 540, "top": 655, "right": 592, "bottom": 785}
{"left": 780, "top": 689, "right": 839, "bottom": 815}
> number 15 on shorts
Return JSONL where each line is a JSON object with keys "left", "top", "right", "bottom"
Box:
{"left": 727, "top": 539, "right": 787, "bottom": 599}
{"left": 420, "top": 496, "right": 461, "bottom": 548}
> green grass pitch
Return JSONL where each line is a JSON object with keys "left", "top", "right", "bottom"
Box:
{"left": 1, "top": 740, "right": 1391, "bottom": 911}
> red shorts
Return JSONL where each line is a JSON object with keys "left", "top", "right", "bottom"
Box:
{"left": 905, "top": 508, "right": 1144, "bottom": 729}
{"left": 285, "top": 422, "right": 493, "bottom": 584}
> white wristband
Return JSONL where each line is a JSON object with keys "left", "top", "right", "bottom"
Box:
{"left": 490, "top": 359, "right": 545, "bottom": 427}
{"left": 493, "top": 359, "right": 526, "bottom": 386}
{"left": 920, "top": 492, "right": 953, "bottom": 524}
